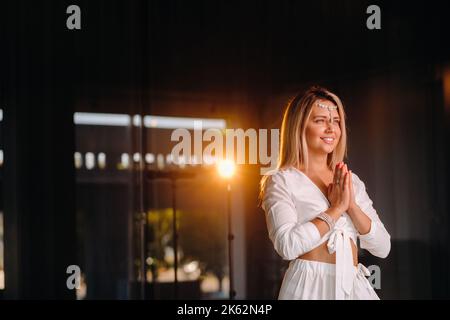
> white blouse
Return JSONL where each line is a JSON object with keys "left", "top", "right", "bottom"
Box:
{"left": 262, "top": 166, "right": 391, "bottom": 299}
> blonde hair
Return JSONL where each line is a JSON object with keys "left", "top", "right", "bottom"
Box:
{"left": 259, "top": 86, "right": 348, "bottom": 205}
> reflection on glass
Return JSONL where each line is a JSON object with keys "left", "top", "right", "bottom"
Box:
{"left": 74, "top": 152, "right": 83, "bottom": 169}
{"left": 74, "top": 112, "right": 228, "bottom": 299}
{"left": 156, "top": 154, "right": 165, "bottom": 170}
{"left": 97, "top": 153, "right": 106, "bottom": 169}
{"left": 120, "top": 153, "right": 130, "bottom": 169}
{"left": 145, "top": 153, "right": 155, "bottom": 164}
{"left": 85, "top": 152, "right": 95, "bottom": 170}
{"left": 133, "top": 152, "right": 141, "bottom": 163}
{"left": 147, "top": 206, "right": 228, "bottom": 299}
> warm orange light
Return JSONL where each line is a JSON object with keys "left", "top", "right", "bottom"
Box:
{"left": 444, "top": 64, "right": 450, "bottom": 114}
{"left": 217, "top": 159, "right": 236, "bottom": 179}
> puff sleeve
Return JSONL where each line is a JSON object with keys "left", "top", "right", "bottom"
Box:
{"left": 262, "top": 172, "right": 322, "bottom": 260}
{"left": 353, "top": 173, "right": 391, "bottom": 258}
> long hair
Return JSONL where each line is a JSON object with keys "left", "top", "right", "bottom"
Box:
{"left": 259, "top": 85, "right": 348, "bottom": 205}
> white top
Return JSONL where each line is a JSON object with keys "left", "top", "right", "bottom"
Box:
{"left": 262, "top": 166, "right": 391, "bottom": 299}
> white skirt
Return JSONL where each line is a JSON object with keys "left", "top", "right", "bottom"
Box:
{"left": 278, "top": 259, "right": 380, "bottom": 300}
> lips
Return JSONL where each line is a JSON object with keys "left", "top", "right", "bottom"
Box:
{"left": 321, "top": 137, "right": 335, "bottom": 144}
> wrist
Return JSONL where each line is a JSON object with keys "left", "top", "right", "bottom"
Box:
{"left": 347, "top": 203, "right": 359, "bottom": 215}
{"left": 317, "top": 211, "right": 336, "bottom": 231}
{"left": 325, "top": 207, "right": 342, "bottom": 221}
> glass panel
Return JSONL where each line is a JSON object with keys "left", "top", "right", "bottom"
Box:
{"left": 74, "top": 110, "right": 229, "bottom": 299}
{"left": 140, "top": 118, "right": 230, "bottom": 299}
{"left": 74, "top": 112, "right": 136, "bottom": 299}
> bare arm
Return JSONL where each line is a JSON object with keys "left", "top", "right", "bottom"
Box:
{"left": 347, "top": 204, "right": 371, "bottom": 235}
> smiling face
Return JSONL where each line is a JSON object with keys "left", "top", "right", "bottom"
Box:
{"left": 305, "top": 99, "right": 341, "bottom": 155}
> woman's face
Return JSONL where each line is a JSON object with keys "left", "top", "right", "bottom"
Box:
{"left": 304, "top": 99, "right": 341, "bottom": 155}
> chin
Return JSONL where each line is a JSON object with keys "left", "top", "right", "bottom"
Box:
{"left": 312, "top": 142, "right": 336, "bottom": 155}
{"left": 315, "top": 148, "right": 334, "bottom": 155}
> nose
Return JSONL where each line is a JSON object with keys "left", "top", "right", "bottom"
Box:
{"left": 325, "top": 120, "right": 335, "bottom": 132}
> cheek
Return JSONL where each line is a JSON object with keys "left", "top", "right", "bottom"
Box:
{"left": 305, "top": 126, "right": 321, "bottom": 140}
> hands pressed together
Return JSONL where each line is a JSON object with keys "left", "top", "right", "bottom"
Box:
{"left": 327, "top": 162, "right": 357, "bottom": 217}
{"left": 312, "top": 162, "right": 369, "bottom": 236}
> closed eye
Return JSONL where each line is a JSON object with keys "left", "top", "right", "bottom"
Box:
{"left": 314, "top": 119, "right": 340, "bottom": 124}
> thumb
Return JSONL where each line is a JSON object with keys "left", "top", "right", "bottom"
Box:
{"left": 327, "top": 183, "right": 333, "bottom": 195}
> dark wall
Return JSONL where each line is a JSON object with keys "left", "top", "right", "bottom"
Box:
{"left": 1, "top": 1, "right": 80, "bottom": 299}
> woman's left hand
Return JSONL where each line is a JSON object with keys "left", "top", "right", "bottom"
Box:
{"left": 344, "top": 165, "right": 358, "bottom": 212}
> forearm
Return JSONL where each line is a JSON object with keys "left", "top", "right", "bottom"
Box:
{"left": 347, "top": 204, "right": 372, "bottom": 235}
{"left": 311, "top": 207, "right": 341, "bottom": 237}
{"left": 350, "top": 203, "right": 391, "bottom": 258}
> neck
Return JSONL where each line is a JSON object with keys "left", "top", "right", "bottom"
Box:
{"left": 302, "top": 151, "right": 329, "bottom": 174}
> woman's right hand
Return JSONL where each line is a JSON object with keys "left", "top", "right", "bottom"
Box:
{"left": 327, "top": 162, "right": 351, "bottom": 218}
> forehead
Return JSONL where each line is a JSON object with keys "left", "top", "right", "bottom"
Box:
{"left": 311, "top": 99, "right": 340, "bottom": 118}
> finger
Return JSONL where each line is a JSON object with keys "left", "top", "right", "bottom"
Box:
{"left": 341, "top": 171, "right": 347, "bottom": 190}
{"left": 343, "top": 164, "right": 349, "bottom": 185}
{"left": 343, "top": 165, "right": 349, "bottom": 188}
{"left": 339, "top": 163, "right": 345, "bottom": 189}
{"left": 333, "top": 163, "right": 340, "bottom": 184}
{"left": 336, "top": 162, "right": 343, "bottom": 185}
{"left": 344, "top": 171, "right": 350, "bottom": 191}
{"left": 348, "top": 170, "right": 353, "bottom": 192}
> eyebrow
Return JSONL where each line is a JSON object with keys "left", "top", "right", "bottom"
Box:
{"left": 313, "top": 115, "right": 340, "bottom": 120}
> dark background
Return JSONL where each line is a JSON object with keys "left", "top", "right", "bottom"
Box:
{"left": 1, "top": 0, "right": 449, "bottom": 299}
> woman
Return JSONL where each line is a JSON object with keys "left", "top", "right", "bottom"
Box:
{"left": 260, "top": 86, "right": 391, "bottom": 300}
